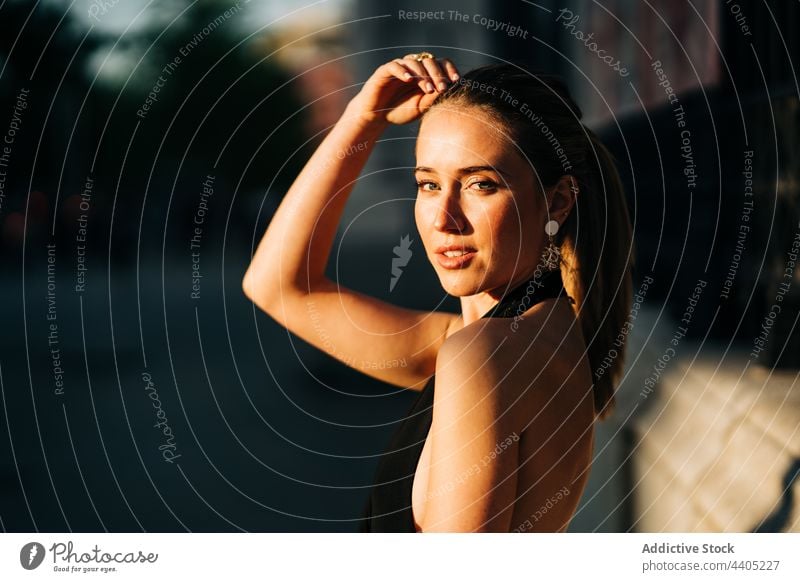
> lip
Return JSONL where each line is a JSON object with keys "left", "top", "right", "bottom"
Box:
{"left": 434, "top": 245, "right": 477, "bottom": 269}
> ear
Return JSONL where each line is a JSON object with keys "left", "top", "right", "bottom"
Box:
{"left": 545, "top": 174, "right": 579, "bottom": 223}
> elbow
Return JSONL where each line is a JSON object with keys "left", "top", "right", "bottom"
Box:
{"left": 242, "top": 268, "right": 255, "bottom": 302}
{"left": 242, "top": 270, "right": 274, "bottom": 314}
{"left": 242, "top": 270, "right": 295, "bottom": 319}
{"left": 242, "top": 270, "right": 253, "bottom": 301}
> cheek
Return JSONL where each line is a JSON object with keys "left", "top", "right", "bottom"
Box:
{"left": 481, "top": 201, "right": 524, "bottom": 246}
{"left": 414, "top": 195, "right": 451, "bottom": 227}
{"left": 414, "top": 198, "right": 424, "bottom": 226}
{"left": 414, "top": 199, "right": 432, "bottom": 247}
{"left": 506, "top": 195, "right": 544, "bottom": 240}
{"left": 481, "top": 199, "right": 544, "bottom": 264}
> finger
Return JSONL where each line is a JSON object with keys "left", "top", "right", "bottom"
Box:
{"left": 440, "top": 58, "right": 460, "bottom": 82}
{"left": 420, "top": 57, "right": 450, "bottom": 92}
{"left": 386, "top": 60, "right": 414, "bottom": 82}
{"left": 401, "top": 58, "right": 436, "bottom": 93}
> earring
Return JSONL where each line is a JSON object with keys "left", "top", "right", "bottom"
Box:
{"left": 541, "top": 219, "right": 561, "bottom": 272}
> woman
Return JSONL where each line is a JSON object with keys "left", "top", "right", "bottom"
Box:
{"left": 243, "top": 54, "right": 633, "bottom": 532}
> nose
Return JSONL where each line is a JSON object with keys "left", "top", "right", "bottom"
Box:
{"left": 433, "top": 193, "right": 466, "bottom": 233}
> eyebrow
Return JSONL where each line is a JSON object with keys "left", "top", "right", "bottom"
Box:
{"left": 414, "top": 165, "right": 513, "bottom": 178}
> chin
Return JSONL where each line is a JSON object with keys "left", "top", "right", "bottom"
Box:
{"left": 435, "top": 271, "right": 484, "bottom": 297}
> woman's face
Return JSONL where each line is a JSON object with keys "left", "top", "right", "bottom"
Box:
{"left": 414, "top": 105, "right": 549, "bottom": 297}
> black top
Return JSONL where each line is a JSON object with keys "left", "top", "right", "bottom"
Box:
{"left": 359, "top": 269, "right": 572, "bottom": 532}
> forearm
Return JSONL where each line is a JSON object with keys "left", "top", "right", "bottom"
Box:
{"left": 243, "top": 101, "right": 387, "bottom": 305}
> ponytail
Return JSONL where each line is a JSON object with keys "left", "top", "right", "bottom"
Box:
{"left": 559, "top": 133, "right": 633, "bottom": 419}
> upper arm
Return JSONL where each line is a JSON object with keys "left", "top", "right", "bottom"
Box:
{"left": 244, "top": 276, "right": 459, "bottom": 390}
{"left": 421, "top": 329, "right": 529, "bottom": 532}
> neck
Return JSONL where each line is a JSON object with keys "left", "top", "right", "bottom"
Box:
{"left": 457, "top": 268, "right": 556, "bottom": 327}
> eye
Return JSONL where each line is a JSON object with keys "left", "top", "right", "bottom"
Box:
{"left": 468, "top": 179, "right": 498, "bottom": 191}
{"left": 416, "top": 180, "right": 439, "bottom": 192}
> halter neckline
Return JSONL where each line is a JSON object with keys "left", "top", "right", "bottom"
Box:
{"left": 480, "top": 269, "right": 573, "bottom": 320}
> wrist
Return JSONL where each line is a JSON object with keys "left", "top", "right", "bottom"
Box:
{"left": 344, "top": 98, "right": 389, "bottom": 132}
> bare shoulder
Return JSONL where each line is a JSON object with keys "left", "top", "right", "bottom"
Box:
{"left": 431, "top": 298, "right": 595, "bottom": 531}
{"left": 437, "top": 298, "right": 593, "bottom": 419}
{"left": 441, "top": 298, "right": 581, "bottom": 372}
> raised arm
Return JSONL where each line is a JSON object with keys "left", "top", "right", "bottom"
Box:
{"left": 243, "top": 56, "right": 462, "bottom": 389}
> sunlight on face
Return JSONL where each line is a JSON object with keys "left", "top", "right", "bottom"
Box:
{"left": 414, "top": 105, "right": 549, "bottom": 297}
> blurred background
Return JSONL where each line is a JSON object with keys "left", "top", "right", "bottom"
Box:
{"left": 0, "top": 0, "right": 798, "bottom": 532}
